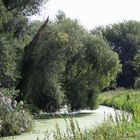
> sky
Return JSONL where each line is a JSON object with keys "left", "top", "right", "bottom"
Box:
{"left": 31, "top": 0, "right": 140, "bottom": 30}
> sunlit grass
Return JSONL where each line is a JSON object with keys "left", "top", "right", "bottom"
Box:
{"left": 98, "top": 89, "right": 140, "bottom": 113}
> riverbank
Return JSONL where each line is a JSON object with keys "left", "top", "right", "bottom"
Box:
{"left": 1, "top": 89, "right": 140, "bottom": 140}
{"left": 52, "top": 89, "right": 140, "bottom": 140}
{"left": 1, "top": 106, "right": 122, "bottom": 140}
{"left": 47, "top": 89, "right": 140, "bottom": 140}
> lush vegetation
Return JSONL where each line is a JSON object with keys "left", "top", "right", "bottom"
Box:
{"left": 0, "top": 0, "right": 42, "bottom": 136}
{"left": 98, "top": 89, "right": 140, "bottom": 139}
{"left": 2, "top": 0, "right": 47, "bottom": 15}
{"left": 99, "top": 89, "right": 140, "bottom": 117}
{"left": 50, "top": 115, "right": 140, "bottom": 140}
{"left": 1, "top": 0, "right": 140, "bottom": 138}
{"left": 0, "top": 89, "right": 33, "bottom": 136}
{"left": 92, "top": 21, "right": 140, "bottom": 88}
{"left": 44, "top": 89, "right": 140, "bottom": 140}
{"left": 19, "top": 14, "right": 121, "bottom": 111}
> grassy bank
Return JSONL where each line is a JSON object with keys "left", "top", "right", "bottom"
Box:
{"left": 96, "top": 89, "right": 140, "bottom": 139}
{"left": 98, "top": 89, "right": 140, "bottom": 117}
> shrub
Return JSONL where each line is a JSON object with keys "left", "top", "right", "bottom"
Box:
{"left": 134, "top": 78, "right": 140, "bottom": 89}
{"left": 0, "top": 108, "right": 33, "bottom": 136}
{"left": 0, "top": 88, "right": 19, "bottom": 99}
{"left": 0, "top": 95, "right": 33, "bottom": 136}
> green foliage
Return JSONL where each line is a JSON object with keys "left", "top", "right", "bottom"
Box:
{"left": 98, "top": 89, "right": 140, "bottom": 117}
{"left": 134, "top": 78, "right": 140, "bottom": 89}
{"left": 47, "top": 89, "right": 140, "bottom": 140}
{"left": 0, "top": 0, "right": 37, "bottom": 88}
{"left": 96, "top": 89, "right": 140, "bottom": 140}
{"left": 20, "top": 15, "right": 121, "bottom": 111}
{"left": 56, "top": 10, "right": 66, "bottom": 21}
{"left": 41, "top": 112, "right": 140, "bottom": 140}
{"left": 0, "top": 88, "right": 19, "bottom": 99}
{"left": 133, "top": 51, "right": 140, "bottom": 75}
{"left": 2, "top": 0, "right": 47, "bottom": 15}
{"left": 0, "top": 1, "right": 38, "bottom": 136}
{"left": 0, "top": 95, "right": 33, "bottom": 137}
{"left": 133, "top": 51, "right": 140, "bottom": 88}
{"left": 65, "top": 35, "right": 121, "bottom": 110}
{"left": 20, "top": 17, "right": 85, "bottom": 110}
{"left": 92, "top": 21, "right": 140, "bottom": 88}
{"left": 0, "top": 107, "right": 33, "bottom": 136}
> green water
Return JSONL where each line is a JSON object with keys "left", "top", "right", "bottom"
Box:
{"left": 1, "top": 106, "right": 117, "bottom": 140}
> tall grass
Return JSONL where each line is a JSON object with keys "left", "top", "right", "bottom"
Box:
{"left": 98, "top": 89, "right": 140, "bottom": 117}
{"left": 40, "top": 111, "right": 140, "bottom": 140}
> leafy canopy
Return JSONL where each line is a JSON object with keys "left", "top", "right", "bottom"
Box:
{"left": 20, "top": 15, "right": 121, "bottom": 110}
{"left": 92, "top": 21, "right": 140, "bottom": 88}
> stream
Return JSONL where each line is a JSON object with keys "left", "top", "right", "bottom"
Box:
{"left": 1, "top": 106, "right": 124, "bottom": 140}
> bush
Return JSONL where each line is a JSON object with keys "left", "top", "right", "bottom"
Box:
{"left": 0, "top": 87, "right": 19, "bottom": 99}
{"left": 134, "top": 78, "right": 140, "bottom": 89}
{"left": 0, "top": 108, "right": 33, "bottom": 136}
{"left": 0, "top": 93, "right": 33, "bottom": 137}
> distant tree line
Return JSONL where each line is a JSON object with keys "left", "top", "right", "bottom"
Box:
{"left": 92, "top": 21, "right": 140, "bottom": 88}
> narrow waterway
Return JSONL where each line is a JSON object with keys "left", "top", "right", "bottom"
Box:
{"left": 1, "top": 106, "right": 123, "bottom": 140}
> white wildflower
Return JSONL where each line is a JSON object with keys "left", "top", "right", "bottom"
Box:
{"left": 19, "top": 101, "right": 24, "bottom": 106}
{"left": 12, "top": 100, "right": 17, "bottom": 108}
{"left": 7, "top": 97, "right": 12, "bottom": 105}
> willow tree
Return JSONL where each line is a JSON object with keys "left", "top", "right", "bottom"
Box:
{"left": 19, "top": 14, "right": 121, "bottom": 111}
{"left": 19, "top": 16, "right": 86, "bottom": 110}
{"left": 65, "top": 35, "right": 121, "bottom": 110}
